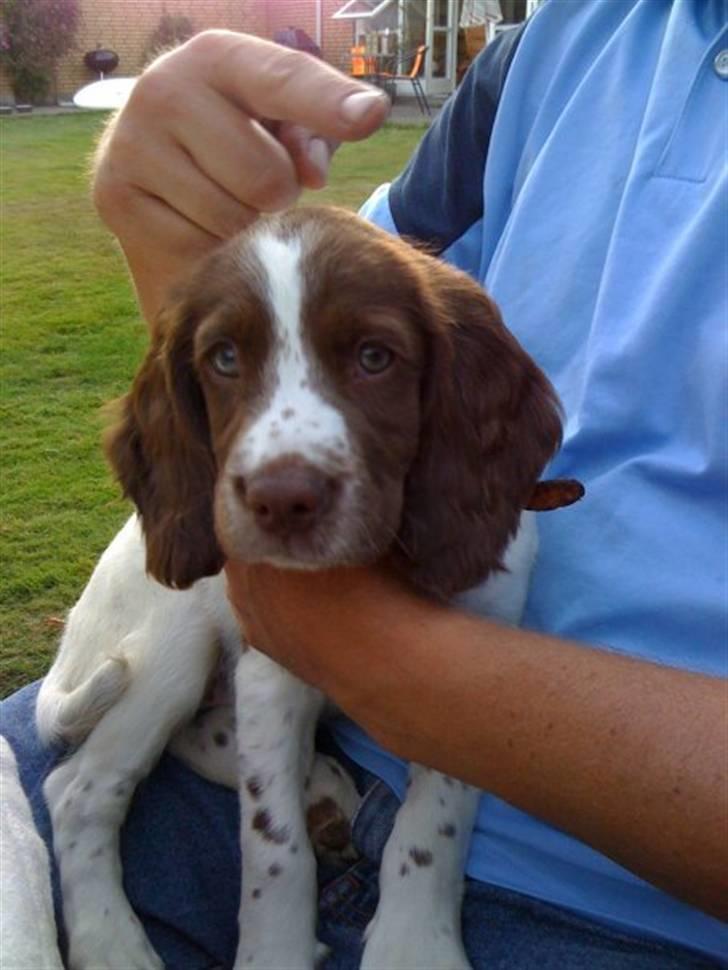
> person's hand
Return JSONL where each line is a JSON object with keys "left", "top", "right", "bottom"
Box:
{"left": 224, "top": 560, "right": 408, "bottom": 691}
{"left": 92, "top": 30, "right": 390, "bottom": 321}
{"left": 224, "top": 562, "right": 306, "bottom": 670}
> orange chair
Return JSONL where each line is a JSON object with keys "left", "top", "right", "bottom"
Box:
{"left": 350, "top": 44, "right": 377, "bottom": 79}
{"left": 378, "top": 45, "right": 430, "bottom": 115}
{"left": 350, "top": 44, "right": 367, "bottom": 77}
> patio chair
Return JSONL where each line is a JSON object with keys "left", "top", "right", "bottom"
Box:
{"left": 378, "top": 45, "right": 430, "bottom": 116}
{"left": 349, "top": 44, "right": 375, "bottom": 78}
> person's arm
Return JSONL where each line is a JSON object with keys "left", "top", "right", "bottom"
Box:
{"left": 92, "top": 31, "right": 389, "bottom": 323}
{"left": 225, "top": 560, "right": 728, "bottom": 922}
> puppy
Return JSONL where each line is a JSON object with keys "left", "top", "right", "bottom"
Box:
{"left": 38, "top": 207, "right": 563, "bottom": 969}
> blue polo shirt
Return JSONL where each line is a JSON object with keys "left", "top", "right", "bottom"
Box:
{"left": 334, "top": 0, "right": 728, "bottom": 961}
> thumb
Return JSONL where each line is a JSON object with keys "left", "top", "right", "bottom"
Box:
{"left": 275, "top": 124, "right": 339, "bottom": 190}
{"left": 200, "top": 32, "right": 391, "bottom": 142}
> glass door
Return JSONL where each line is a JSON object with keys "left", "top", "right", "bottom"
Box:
{"left": 397, "top": 0, "right": 458, "bottom": 97}
{"left": 426, "top": 0, "right": 458, "bottom": 95}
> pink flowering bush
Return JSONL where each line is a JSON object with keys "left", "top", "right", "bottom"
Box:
{"left": 1, "top": 0, "right": 79, "bottom": 104}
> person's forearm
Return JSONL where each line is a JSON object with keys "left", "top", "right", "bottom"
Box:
{"left": 229, "top": 565, "right": 727, "bottom": 919}
{"left": 351, "top": 605, "right": 727, "bottom": 919}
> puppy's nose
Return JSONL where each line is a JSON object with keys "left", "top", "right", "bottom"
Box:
{"left": 239, "top": 465, "right": 338, "bottom": 535}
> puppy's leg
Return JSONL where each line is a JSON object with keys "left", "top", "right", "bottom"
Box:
{"left": 37, "top": 654, "right": 131, "bottom": 747}
{"left": 44, "top": 630, "right": 215, "bottom": 970}
{"left": 362, "top": 765, "right": 479, "bottom": 970}
{"left": 167, "top": 703, "right": 240, "bottom": 787}
{"left": 171, "top": 709, "right": 360, "bottom": 858}
{"left": 233, "top": 649, "right": 324, "bottom": 970}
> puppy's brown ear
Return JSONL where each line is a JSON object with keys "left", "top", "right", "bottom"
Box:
{"left": 397, "top": 265, "right": 562, "bottom": 599}
{"left": 105, "top": 305, "right": 224, "bottom": 588}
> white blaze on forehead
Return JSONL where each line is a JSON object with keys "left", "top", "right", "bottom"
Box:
{"left": 230, "top": 228, "right": 351, "bottom": 476}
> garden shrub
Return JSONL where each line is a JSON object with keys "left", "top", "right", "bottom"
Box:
{"left": 144, "top": 12, "right": 195, "bottom": 66}
{"left": 1, "top": 0, "right": 79, "bottom": 104}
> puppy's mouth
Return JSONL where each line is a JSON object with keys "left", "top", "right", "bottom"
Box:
{"left": 214, "top": 467, "right": 392, "bottom": 570}
{"left": 232, "top": 534, "right": 382, "bottom": 572}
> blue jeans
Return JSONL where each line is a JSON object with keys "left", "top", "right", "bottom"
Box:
{"left": 1, "top": 681, "right": 718, "bottom": 970}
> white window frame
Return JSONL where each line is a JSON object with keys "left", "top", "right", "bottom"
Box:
{"left": 332, "top": 0, "right": 398, "bottom": 20}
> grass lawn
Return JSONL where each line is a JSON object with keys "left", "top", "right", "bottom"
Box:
{"left": 0, "top": 112, "right": 426, "bottom": 697}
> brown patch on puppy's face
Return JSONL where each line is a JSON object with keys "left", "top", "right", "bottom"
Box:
{"left": 106, "top": 207, "right": 563, "bottom": 597}
{"left": 200, "top": 214, "right": 430, "bottom": 571}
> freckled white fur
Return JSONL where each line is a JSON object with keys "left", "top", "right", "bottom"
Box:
{"left": 361, "top": 516, "right": 537, "bottom": 969}
{"left": 234, "top": 651, "right": 324, "bottom": 968}
{"left": 232, "top": 231, "right": 351, "bottom": 475}
{"left": 36, "top": 216, "right": 542, "bottom": 970}
{"left": 37, "top": 512, "right": 536, "bottom": 970}
{"left": 217, "top": 228, "right": 367, "bottom": 568}
{"left": 37, "top": 517, "right": 239, "bottom": 970}
{"left": 362, "top": 766, "right": 478, "bottom": 970}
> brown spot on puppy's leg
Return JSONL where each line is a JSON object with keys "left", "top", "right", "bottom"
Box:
{"left": 409, "top": 847, "right": 433, "bottom": 867}
{"left": 252, "top": 808, "right": 290, "bottom": 844}
{"left": 246, "top": 776, "right": 263, "bottom": 800}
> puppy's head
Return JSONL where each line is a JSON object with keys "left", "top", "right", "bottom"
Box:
{"left": 107, "top": 207, "right": 561, "bottom": 598}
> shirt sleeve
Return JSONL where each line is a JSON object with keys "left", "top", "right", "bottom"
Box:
{"left": 360, "top": 23, "right": 525, "bottom": 267}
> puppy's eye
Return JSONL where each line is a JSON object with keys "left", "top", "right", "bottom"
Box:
{"left": 358, "top": 341, "right": 393, "bottom": 375}
{"left": 209, "top": 341, "right": 240, "bottom": 377}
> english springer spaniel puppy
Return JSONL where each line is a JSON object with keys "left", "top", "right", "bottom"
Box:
{"left": 38, "top": 207, "right": 567, "bottom": 970}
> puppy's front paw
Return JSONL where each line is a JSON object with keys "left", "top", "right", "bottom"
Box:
{"left": 67, "top": 910, "right": 163, "bottom": 970}
{"left": 362, "top": 911, "right": 472, "bottom": 970}
{"left": 232, "top": 940, "right": 328, "bottom": 970}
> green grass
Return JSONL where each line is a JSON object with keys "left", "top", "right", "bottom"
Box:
{"left": 0, "top": 113, "right": 426, "bottom": 697}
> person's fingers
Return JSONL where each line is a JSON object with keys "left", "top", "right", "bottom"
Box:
{"left": 99, "top": 127, "right": 263, "bottom": 240}
{"left": 92, "top": 31, "right": 390, "bottom": 321}
{"left": 165, "top": 87, "right": 303, "bottom": 212}
{"left": 169, "top": 31, "right": 390, "bottom": 141}
{"left": 275, "top": 123, "right": 339, "bottom": 190}
{"left": 100, "top": 39, "right": 350, "bottom": 219}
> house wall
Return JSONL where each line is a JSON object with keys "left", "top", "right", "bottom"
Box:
{"left": 1, "top": 0, "right": 354, "bottom": 104}
{"left": 266, "top": 0, "right": 354, "bottom": 74}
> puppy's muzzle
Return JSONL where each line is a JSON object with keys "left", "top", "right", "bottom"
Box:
{"left": 235, "top": 458, "right": 340, "bottom": 537}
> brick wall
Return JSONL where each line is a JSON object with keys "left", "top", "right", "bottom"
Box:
{"left": 64, "top": 0, "right": 267, "bottom": 99}
{"left": 1, "top": 0, "right": 354, "bottom": 104}
{"left": 266, "top": 0, "right": 354, "bottom": 74}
